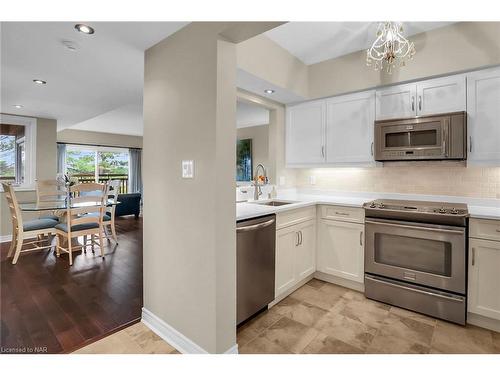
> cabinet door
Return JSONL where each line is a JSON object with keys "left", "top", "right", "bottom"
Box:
{"left": 317, "top": 219, "right": 364, "bottom": 283}
{"left": 286, "top": 100, "right": 326, "bottom": 165}
{"left": 467, "top": 67, "right": 500, "bottom": 163}
{"left": 275, "top": 226, "right": 299, "bottom": 296}
{"left": 326, "top": 91, "right": 375, "bottom": 163}
{"left": 375, "top": 83, "right": 416, "bottom": 120}
{"left": 468, "top": 238, "right": 500, "bottom": 320}
{"left": 295, "top": 220, "right": 316, "bottom": 280}
{"left": 416, "top": 75, "right": 466, "bottom": 116}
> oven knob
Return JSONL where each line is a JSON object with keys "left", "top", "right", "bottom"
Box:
{"left": 378, "top": 203, "right": 385, "bottom": 209}
{"left": 450, "top": 208, "right": 459, "bottom": 215}
{"left": 438, "top": 208, "right": 447, "bottom": 214}
{"left": 369, "top": 202, "right": 376, "bottom": 208}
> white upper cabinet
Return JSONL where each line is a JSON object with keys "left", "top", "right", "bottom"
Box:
{"left": 375, "top": 83, "right": 416, "bottom": 120}
{"left": 326, "top": 91, "right": 375, "bottom": 164}
{"left": 286, "top": 100, "right": 326, "bottom": 165}
{"left": 416, "top": 75, "right": 466, "bottom": 116}
{"left": 467, "top": 67, "right": 500, "bottom": 163}
{"left": 375, "top": 74, "right": 466, "bottom": 120}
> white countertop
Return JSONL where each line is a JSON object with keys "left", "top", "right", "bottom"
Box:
{"left": 236, "top": 189, "right": 500, "bottom": 221}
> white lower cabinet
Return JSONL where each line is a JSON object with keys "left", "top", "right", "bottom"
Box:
{"left": 317, "top": 219, "right": 364, "bottom": 283}
{"left": 468, "top": 238, "right": 500, "bottom": 320}
{"left": 275, "top": 219, "right": 316, "bottom": 297}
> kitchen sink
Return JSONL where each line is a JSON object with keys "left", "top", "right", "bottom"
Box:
{"left": 250, "top": 200, "right": 297, "bottom": 207}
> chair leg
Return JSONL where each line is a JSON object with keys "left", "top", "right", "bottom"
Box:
{"left": 83, "top": 235, "right": 87, "bottom": 253}
{"left": 7, "top": 225, "right": 17, "bottom": 258}
{"left": 12, "top": 234, "right": 24, "bottom": 265}
{"left": 110, "top": 219, "right": 118, "bottom": 244}
{"left": 55, "top": 234, "right": 61, "bottom": 257}
{"left": 68, "top": 237, "right": 73, "bottom": 266}
{"left": 98, "top": 229, "right": 105, "bottom": 258}
{"left": 91, "top": 234, "right": 95, "bottom": 254}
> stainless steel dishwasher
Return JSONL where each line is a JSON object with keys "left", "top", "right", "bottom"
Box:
{"left": 236, "top": 214, "right": 276, "bottom": 325}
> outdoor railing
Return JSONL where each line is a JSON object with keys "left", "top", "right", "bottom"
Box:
{"left": 71, "top": 173, "right": 129, "bottom": 194}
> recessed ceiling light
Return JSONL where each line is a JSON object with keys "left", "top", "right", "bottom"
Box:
{"left": 13, "top": 104, "right": 24, "bottom": 109}
{"left": 33, "top": 79, "right": 47, "bottom": 85}
{"left": 264, "top": 89, "right": 275, "bottom": 94}
{"left": 74, "top": 24, "right": 95, "bottom": 35}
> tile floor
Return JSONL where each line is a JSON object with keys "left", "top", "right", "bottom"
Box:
{"left": 237, "top": 279, "right": 500, "bottom": 354}
{"left": 74, "top": 278, "right": 500, "bottom": 354}
{"left": 73, "top": 322, "right": 179, "bottom": 354}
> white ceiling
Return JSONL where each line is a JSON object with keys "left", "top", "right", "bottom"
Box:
{"left": 265, "top": 22, "right": 455, "bottom": 65}
{"left": 236, "top": 100, "right": 269, "bottom": 129}
{"left": 1, "top": 22, "right": 188, "bottom": 134}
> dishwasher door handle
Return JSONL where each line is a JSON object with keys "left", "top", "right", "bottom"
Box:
{"left": 237, "top": 218, "right": 276, "bottom": 233}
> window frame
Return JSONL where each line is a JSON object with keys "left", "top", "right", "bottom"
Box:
{"left": 64, "top": 144, "right": 130, "bottom": 183}
{"left": 0, "top": 114, "right": 37, "bottom": 191}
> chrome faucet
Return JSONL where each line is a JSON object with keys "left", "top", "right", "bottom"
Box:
{"left": 253, "top": 163, "right": 268, "bottom": 201}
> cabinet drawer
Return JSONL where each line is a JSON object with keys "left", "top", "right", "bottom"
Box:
{"left": 320, "top": 205, "right": 364, "bottom": 223}
{"left": 470, "top": 218, "right": 500, "bottom": 242}
{"left": 276, "top": 206, "right": 316, "bottom": 230}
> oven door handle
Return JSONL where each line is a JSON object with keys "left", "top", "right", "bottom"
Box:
{"left": 365, "top": 275, "right": 465, "bottom": 303}
{"left": 365, "top": 220, "right": 465, "bottom": 234}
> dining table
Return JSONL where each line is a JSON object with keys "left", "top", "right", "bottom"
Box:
{"left": 19, "top": 199, "right": 120, "bottom": 252}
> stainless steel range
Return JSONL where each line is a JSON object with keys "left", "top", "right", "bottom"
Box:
{"left": 363, "top": 199, "right": 469, "bottom": 325}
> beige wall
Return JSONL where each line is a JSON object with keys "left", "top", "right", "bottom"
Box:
{"left": 1, "top": 117, "right": 57, "bottom": 237}
{"left": 237, "top": 125, "right": 269, "bottom": 177}
{"left": 144, "top": 23, "right": 280, "bottom": 353}
{"left": 237, "top": 34, "right": 309, "bottom": 98}
{"left": 57, "top": 129, "right": 143, "bottom": 149}
{"left": 295, "top": 164, "right": 500, "bottom": 199}
{"left": 309, "top": 22, "right": 500, "bottom": 99}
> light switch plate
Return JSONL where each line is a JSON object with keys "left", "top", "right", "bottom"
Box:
{"left": 279, "top": 176, "right": 286, "bottom": 186}
{"left": 182, "top": 160, "right": 194, "bottom": 178}
{"left": 309, "top": 175, "right": 316, "bottom": 185}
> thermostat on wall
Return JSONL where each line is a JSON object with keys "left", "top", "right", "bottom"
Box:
{"left": 182, "top": 160, "right": 194, "bottom": 179}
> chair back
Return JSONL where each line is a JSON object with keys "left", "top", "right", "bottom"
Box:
{"left": 106, "top": 180, "right": 120, "bottom": 214}
{"left": 36, "top": 179, "right": 67, "bottom": 203}
{"left": 2, "top": 183, "right": 23, "bottom": 231}
{"left": 66, "top": 183, "right": 107, "bottom": 233}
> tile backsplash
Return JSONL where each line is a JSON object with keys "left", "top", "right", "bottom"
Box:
{"left": 295, "top": 163, "right": 500, "bottom": 199}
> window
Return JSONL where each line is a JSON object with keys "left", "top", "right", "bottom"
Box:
{"left": 0, "top": 115, "right": 36, "bottom": 188}
{"left": 65, "top": 145, "right": 129, "bottom": 193}
{"left": 236, "top": 139, "right": 252, "bottom": 182}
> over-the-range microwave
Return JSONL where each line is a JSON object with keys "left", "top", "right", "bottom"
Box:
{"left": 374, "top": 111, "right": 467, "bottom": 161}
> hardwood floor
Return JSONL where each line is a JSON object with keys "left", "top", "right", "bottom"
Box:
{"left": 0, "top": 217, "right": 143, "bottom": 354}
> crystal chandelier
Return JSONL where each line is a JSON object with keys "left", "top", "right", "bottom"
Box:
{"left": 366, "top": 22, "right": 416, "bottom": 74}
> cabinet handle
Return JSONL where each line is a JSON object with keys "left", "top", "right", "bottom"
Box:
{"left": 418, "top": 95, "right": 422, "bottom": 111}
{"left": 469, "top": 136, "right": 472, "bottom": 153}
{"left": 335, "top": 211, "right": 349, "bottom": 216}
{"left": 359, "top": 231, "right": 363, "bottom": 246}
{"left": 371, "top": 142, "right": 374, "bottom": 156}
{"left": 411, "top": 96, "right": 415, "bottom": 111}
{"left": 471, "top": 247, "right": 475, "bottom": 266}
{"left": 295, "top": 232, "right": 299, "bottom": 246}
{"left": 321, "top": 146, "right": 325, "bottom": 158}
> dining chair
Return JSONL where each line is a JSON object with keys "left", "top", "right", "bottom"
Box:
{"left": 2, "top": 183, "right": 59, "bottom": 265}
{"left": 102, "top": 180, "right": 120, "bottom": 243}
{"left": 55, "top": 182, "right": 107, "bottom": 266}
{"left": 35, "top": 179, "right": 67, "bottom": 221}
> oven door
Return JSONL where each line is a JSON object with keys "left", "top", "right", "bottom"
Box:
{"left": 365, "top": 218, "right": 466, "bottom": 294}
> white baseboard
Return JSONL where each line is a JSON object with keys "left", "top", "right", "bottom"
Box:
{"left": 141, "top": 307, "right": 239, "bottom": 354}
{"left": 0, "top": 235, "right": 12, "bottom": 243}
{"left": 467, "top": 312, "right": 500, "bottom": 333}
{"left": 314, "top": 271, "right": 365, "bottom": 293}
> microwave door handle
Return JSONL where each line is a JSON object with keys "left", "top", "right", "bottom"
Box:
{"left": 442, "top": 118, "right": 449, "bottom": 157}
